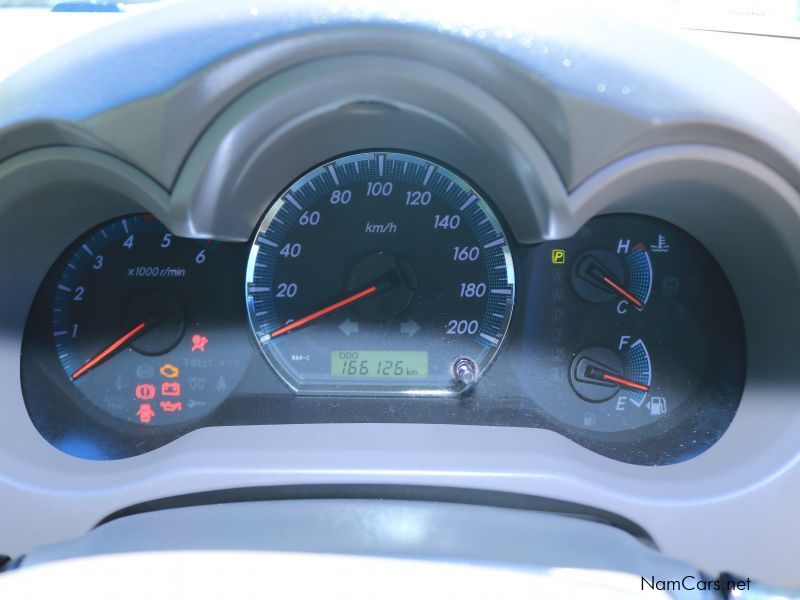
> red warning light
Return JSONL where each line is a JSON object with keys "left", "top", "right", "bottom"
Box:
{"left": 161, "top": 381, "right": 181, "bottom": 397}
{"left": 160, "top": 400, "right": 182, "bottom": 412}
{"left": 135, "top": 383, "right": 156, "bottom": 401}
{"left": 191, "top": 334, "right": 208, "bottom": 352}
{"left": 136, "top": 403, "right": 155, "bottom": 423}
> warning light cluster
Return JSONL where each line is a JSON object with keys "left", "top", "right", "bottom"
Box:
{"left": 133, "top": 333, "right": 209, "bottom": 423}
{"left": 136, "top": 374, "right": 183, "bottom": 422}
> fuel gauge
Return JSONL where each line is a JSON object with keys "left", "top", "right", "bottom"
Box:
{"left": 570, "top": 340, "right": 651, "bottom": 404}
{"left": 521, "top": 214, "right": 745, "bottom": 439}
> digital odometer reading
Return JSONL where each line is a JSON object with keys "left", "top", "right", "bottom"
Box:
{"left": 332, "top": 351, "right": 428, "bottom": 378}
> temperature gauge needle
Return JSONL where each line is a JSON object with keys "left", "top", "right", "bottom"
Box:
{"left": 601, "top": 276, "right": 643, "bottom": 308}
{"left": 268, "top": 285, "right": 378, "bottom": 340}
{"left": 71, "top": 321, "right": 147, "bottom": 380}
{"left": 602, "top": 372, "right": 649, "bottom": 392}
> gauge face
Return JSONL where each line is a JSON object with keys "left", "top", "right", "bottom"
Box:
{"left": 246, "top": 151, "right": 515, "bottom": 394}
{"left": 523, "top": 214, "right": 745, "bottom": 435}
{"left": 47, "top": 215, "right": 250, "bottom": 426}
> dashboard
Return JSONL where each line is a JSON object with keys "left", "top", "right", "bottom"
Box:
{"left": 1, "top": 0, "right": 800, "bottom": 590}
{"left": 21, "top": 156, "right": 745, "bottom": 466}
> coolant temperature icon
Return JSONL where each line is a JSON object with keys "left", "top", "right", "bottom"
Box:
{"left": 650, "top": 235, "right": 670, "bottom": 253}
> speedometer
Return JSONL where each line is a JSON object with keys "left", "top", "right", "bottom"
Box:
{"left": 245, "top": 151, "right": 515, "bottom": 395}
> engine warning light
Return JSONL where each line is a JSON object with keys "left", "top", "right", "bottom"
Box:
{"left": 159, "top": 363, "right": 180, "bottom": 378}
{"left": 161, "top": 381, "right": 181, "bottom": 397}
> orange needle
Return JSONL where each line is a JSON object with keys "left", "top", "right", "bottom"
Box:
{"left": 602, "top": 373, "right": 649, "bottom": 392}
{"left": 601, "top": 276, "right": 643, "bottom": 308}
{"left": 268, "top": 285, "right": 378, "bottom": 340}
{"left": 71, "top": 322, "right": 147, "bottom": 380}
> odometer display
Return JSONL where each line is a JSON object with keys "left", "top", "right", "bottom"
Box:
{"left": 246, "top": 151, "right": 515, "bottom": 395}
{"left": 331, "top": 351, "right": 429, "bottom": 378}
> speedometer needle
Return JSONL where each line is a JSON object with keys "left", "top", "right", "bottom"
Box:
{"left": 71, "top": 321, "right": 148, "bottom": 380}
{"left": 268, "top": 285, "right": 378, "bottom": 340}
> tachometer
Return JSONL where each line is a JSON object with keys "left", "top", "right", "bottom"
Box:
{"left": 246, "top": 151, "right": 515, "bottom": 394}
{"left": 39, "top": 215, "right": 250, "bottom": 426}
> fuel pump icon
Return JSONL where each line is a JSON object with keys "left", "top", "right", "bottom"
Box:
{"left": 649, "top": 397, "right": 667, "bottom": 416}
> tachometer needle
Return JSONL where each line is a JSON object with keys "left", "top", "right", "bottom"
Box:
{"left": 71, "top": 321, "right": 147, "bottom": 380}
{"left": 268, "top": 285, "right": 378, "bottom": 340}
{"left": 601, "top": 276, "right": 643, "bottom": 308}
{"left": 602, "top": 372, "right": 649, "bottom": 392}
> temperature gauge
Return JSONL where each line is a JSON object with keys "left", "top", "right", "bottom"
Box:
{"left": 571, "top": 244, "right": 652, "bottom": 313}
{"left": 522, "top": 214, "right": 745, "bottom": 436}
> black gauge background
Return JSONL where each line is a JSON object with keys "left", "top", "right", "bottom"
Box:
{"left": 22, "top": 210, "right": 744, "bottom": 464}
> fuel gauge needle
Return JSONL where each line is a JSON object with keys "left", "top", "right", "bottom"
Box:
{"left": 71, "top": 321, "right": 148, "bottom": 380}
{"left": 602, "top": 372, "right": 649, "bottom": 392}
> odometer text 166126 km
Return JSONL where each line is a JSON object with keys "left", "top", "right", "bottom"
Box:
{"left": 245, "top": 151, "right": 515, "bottom": 395}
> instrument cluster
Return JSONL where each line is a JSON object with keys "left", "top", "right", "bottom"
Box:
{"left": 21, "top": 150, "right": 745, "bottom": 464}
